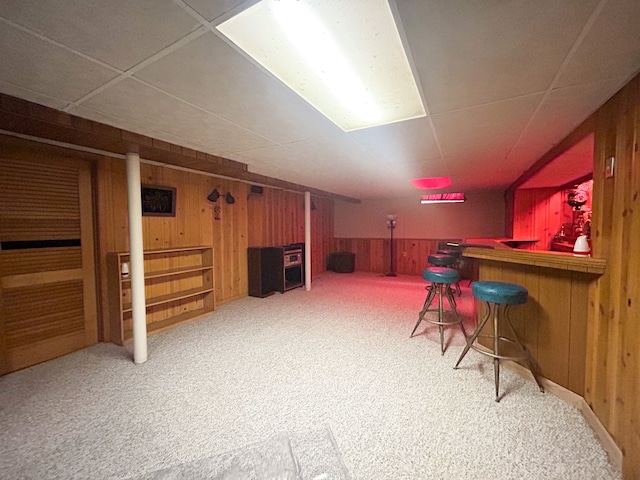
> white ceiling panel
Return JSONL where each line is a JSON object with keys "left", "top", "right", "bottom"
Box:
{"left": 433, "top": 94, "right": 542, "bottom": 163}
{"left": 181, "top": 0, "right": 250, "bottom": 22}
{"left": 0, "top": 80, "right": 70, "bottom": 111}
{"left": 80, "top": 78, "right": 276, "bottom": 153}
{"left": 0, "top": 0, "right": 199, "bottom": 71}
{"left": 1, "top": 0, "right": 640, "bottom": 200}
{"left": 397, "top": 0, "right": 600, "bottom": 114}
{"left": 348, "top": 116, "right": 442, "bottom": 167}
{"left": 134, "top": 33, "right": 340, "bottom": 145}
{"left": 0, "top": 21, "right": 118, "bottom": 102}
{"left": 69, "top": 104, "right": 216, "bottom": 156}
{"left": 508, "top": 76, "right": 627, "bottom": 167}
{"left": 556, "top": 0, "right": 640, "bottom": 89}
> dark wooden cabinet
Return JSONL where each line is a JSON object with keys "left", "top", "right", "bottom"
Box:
{"left": 248, "top": 246, "right": 303, "bottom": 297}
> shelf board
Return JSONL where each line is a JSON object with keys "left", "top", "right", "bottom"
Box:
{"left": 122, "top": 286, "right": 213, "bottom": 312}
{"left": 116, "top": 246, "right": 212, "bottom": 259}
{"left": 121, "top": 265, "right": 212, "bottom": 282}
{"left": 123, "top": 306, "right": 212, "bottom": 342}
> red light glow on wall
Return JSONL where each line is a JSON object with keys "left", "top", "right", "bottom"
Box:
{"left": 409, "top": 177, "right": 451, "bottom": 189}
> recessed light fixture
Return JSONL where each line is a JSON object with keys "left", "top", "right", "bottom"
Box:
{"left": 420, "top": 193, "right": 465, "bottom": 204}
{"left": 409, "top": 177, "right": 452, "bottom": 189}
{"left": 216, "top": 0, "right": 425, "bottom": 131}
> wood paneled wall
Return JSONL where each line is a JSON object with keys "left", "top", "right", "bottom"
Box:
{"left": 512, "top": 188, "right": 566, "bottom": 250}
{"left": 585, "top": 74, "right": 640, "bottom": 479}
{"left": 333, "top": 238, "right": 464, "bottom": 276}
{"left": 95, "top": 159, "right": 250, "bottom": 342}
{"left": 475, "top": 259, "right": 593, "bottom": 396}
{"left": 96, "top": 160, "right": 335, "bottom": 342}
{"left": 247, "top": 189, "right": 334, "bottom": 278}
{"left": 508, "top": 72, "right": 640, "bottom": 478}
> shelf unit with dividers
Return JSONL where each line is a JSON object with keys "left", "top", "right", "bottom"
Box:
{"left": 107, "top": 246, "right": 214, "bottom": 345}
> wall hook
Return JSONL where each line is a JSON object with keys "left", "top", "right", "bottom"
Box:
{"left": 207, "top": 188, "right": 220, "bottom": 202}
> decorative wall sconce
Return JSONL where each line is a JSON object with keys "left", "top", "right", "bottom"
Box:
{"left": 208, "top": 188, "right": 236, "bottom": 205}
{"left": 207, "top": 188, "right": 220, "bottom": 202}
{"left": 386, "top": 214, "right": 398, "bottom": 277}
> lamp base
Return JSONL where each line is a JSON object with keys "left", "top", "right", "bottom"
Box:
{"left": 385, "top": 272, "right": 397, "bottom": 277}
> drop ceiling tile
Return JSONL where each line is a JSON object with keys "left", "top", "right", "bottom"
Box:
{"left": 0, "top": 0, "right": 199, "bottom": 71}
{"left": 397, "top": 0, "right": 599, "bottom": 113}
{"left": 80, "top": 78, "right": 276, "bottom": 154}
{"left": 135, "top": 33, "right": 340, "bottom": 145}
{"left": 0, "top": 80, "right": 70, "bottom": 111}
{"left": 348, "top": 116, "right": 441, "bottom": 166}
{"left": 0, "top": 22, "right": 118, "bottom": 103}
{"left": 448, "top": 172, "right": 515, "bottom": 191}
{"left": 556, "top": 0, "right": 640, "bottom": 88}
{"left": 509, "top": 76, "right": 627, "bottom": 167}
{"left": 433, "top": 93, "right": 542, "bottom": 164}
{"left": 232, "top": 144, "right": 300, "bottom": 170}
{"left": 69, "top": 105, "right": 222, "bottom": 157}
{"left": 182, "top": 0, "right": 249, "bottom": 22}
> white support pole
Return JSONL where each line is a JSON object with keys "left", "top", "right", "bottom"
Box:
{"left": 304, "top": 191, "right": 312, "bottom": 291}
{"left": 126, "top": 153, "right": 148, "bottom": 364}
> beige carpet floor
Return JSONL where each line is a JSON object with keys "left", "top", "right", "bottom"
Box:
{"left": 0, "top": 272, "right": 622, "bottom": 479}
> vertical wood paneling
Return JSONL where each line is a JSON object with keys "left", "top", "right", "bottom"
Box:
{"left": 97, "top": 165, "right": 335, "bottom": 338}
{"left": 474, "top": 259, "right": 594, "bottom": 397}
{"left": 536, "top": 268, "right": 572, "bottom": 387}
{"left": 513, "top": 188, "right": 565, "bottom": 250}
{"left": 333, "top": 238, "right": 449, "bottom": 275}
{"left": 508, "top": 72, "right": 640, "bottom": 478}
{"left": 246, "top": 189, "right": 334, "bottom": 279}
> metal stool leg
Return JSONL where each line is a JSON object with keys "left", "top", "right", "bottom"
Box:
{"left": 493, "top": 303, "right": 500, "bottom": 402}
{"left": 410, "top": 283, "right": 437, "bottom": 337}
{"left": 504, "top": 306, "right": 544, "bottom": 393}
{"left": 445, "top": 285, "right": 466, "bottom": 338}
{"left": 437, "top": 283, "right": 445, "bottom": 355}
{"left": 454, "top": 301, "right": 491, "bottom": 369}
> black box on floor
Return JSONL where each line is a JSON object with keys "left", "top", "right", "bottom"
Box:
{"left": 327, "top": 252, "right": 355, "bottom": 273}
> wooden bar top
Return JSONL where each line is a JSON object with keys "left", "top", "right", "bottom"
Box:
{"left": 459, "top": 239, "right": 606, "bottom": 274}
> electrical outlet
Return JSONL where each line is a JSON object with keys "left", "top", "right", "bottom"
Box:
{"left": 605, "top": 156, "right": 615, "bottom": 178}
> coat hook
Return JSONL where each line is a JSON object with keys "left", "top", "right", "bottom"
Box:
{"left": 207, "top": 188, "right": 220, "bottom": 202}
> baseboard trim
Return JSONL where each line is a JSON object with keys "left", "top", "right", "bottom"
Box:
{"left": 502, "top": 359, "right": 622, "bottom": 472}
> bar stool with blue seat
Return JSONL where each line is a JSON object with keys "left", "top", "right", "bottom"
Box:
{"left": 454, "top": 280, "right": 544, "bottom": 401}
{"left": 410, "top": 266, "right": 466, "bottom": 355}
{"left": 429, "top": 253, "right": 461, "bottom": 297}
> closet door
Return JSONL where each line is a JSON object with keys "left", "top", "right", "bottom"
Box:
{"left": 0, "top": 157, "right": 97, "bottom": 375}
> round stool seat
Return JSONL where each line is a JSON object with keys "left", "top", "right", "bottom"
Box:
{"left": 423, "top": 267, "right": 459, "bottom": 284}
{"left": 428, "top": 254, "right": 455, "bottom": 267}
{"left": 472, "top": 281, "right": 528, "bottom": 305}
{"left": 437, "top": 249, "right": 461, "bottom": 258}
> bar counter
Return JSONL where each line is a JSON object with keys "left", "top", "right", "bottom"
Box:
{"left": 459, "top": 239, "right": 606, "bottom": 396}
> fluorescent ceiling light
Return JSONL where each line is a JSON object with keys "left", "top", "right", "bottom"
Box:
{"left": 420, "top": 193, "right": 465, "bottom": 204}
{"left": 216, "top": 0, "right": 425, "bottom": 131}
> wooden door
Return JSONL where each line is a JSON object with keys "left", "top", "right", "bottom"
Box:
{"left": 0, "top": 157, "right": 97, "bottom": 375}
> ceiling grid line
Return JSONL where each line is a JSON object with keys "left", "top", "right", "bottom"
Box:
{"left": 64, "top": 27, "right": 208, "bottom": 112}
{"left": 1, "top": 0, "right": 639, "bottom": 198}
{"left": 504, "top": 0, "right": 609, "bottom": 162}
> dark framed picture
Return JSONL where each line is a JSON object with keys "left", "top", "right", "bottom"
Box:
{"left": 141, "top": 185, "right": 176, "bottom": 217}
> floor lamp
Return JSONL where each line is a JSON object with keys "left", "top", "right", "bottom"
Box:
{"left": 386, "top": 214, "right": 397, "bottom": 277}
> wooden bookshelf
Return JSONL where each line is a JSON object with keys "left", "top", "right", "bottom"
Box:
{"left": 107, "top": 246, "right": 214, "bottom": 345}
